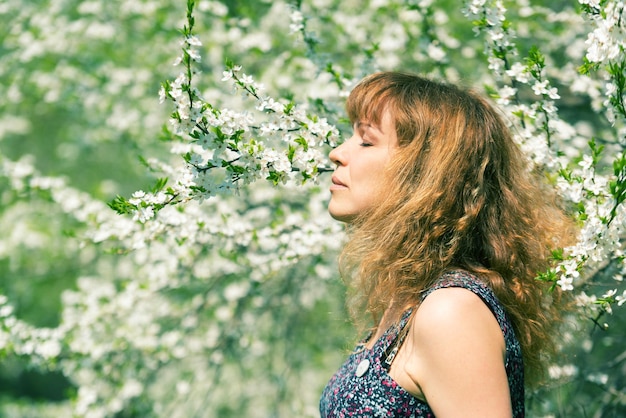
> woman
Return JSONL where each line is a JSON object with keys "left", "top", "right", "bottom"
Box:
{"left": 320, "top": 72, "right": 573, "bottom": 417}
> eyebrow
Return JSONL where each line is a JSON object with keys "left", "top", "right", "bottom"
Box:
{"left": 356, "top": 121, "right": 384, "bottom": 136}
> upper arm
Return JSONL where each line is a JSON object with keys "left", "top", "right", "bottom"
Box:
{"left": 409, "top": 287, "right": 512, "bottom": 418}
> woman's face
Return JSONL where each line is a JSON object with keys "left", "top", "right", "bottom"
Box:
{"left": 328, "top": 110, "right": 398, "bottom": 222}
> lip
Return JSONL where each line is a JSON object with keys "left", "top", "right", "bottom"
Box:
{"left": 330, "top": 175, "right": 348, "bottom": 190}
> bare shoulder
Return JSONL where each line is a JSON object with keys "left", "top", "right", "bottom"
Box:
{"left": 414, "top": 287, "right": 498, "bottom": 333}
{"left": 412, "top": 286, "right": 504, "bottom": 357}
{"left": 406, "top": 286, "right": 511, "bottom": 417}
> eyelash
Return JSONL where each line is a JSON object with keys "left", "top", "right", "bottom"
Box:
{"left": 356, "top": 131, "right": 372, "bottom": 147}
{"left": 354, "top": 127, "right": 373, "bottom": 147}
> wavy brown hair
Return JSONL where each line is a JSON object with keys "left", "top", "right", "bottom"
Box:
{"left": 339, "top": 71, "right": 575, "bottom": 385}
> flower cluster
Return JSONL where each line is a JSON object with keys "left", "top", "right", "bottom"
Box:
{"left": 580, "top": 0, "right": 626, "bottom": 135}
{"left": 0, "top": 138, "right": 343, "bottom": 417}
{"left": 464, "top": 0, "right": 626, "bottom": 312}
{"left": 463, "top": 0, "right": 515, "bottom": 77}
{"left": 581, "top": 0, "right": 625, "bottom": 64}
{"left": 118, "top": 29, "right": 339, "bottom": 223}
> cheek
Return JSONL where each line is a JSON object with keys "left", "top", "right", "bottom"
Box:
{"left": 354, "top": 166, "right": 386, "bottom": 199}
{"left": 360, "top": 157, "right": 390, "bottom": 184}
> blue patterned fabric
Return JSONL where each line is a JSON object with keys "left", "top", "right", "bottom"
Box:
{"left": 319, "top": 270, "right": 525, "bottom": 417}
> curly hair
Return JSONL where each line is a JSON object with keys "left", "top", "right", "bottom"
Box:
{"left": 339, "top": 71, "right": 575, "bottom": 385}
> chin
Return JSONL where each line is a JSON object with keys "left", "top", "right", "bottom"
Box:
{"left": 328, "top": 209, "right": 356, "bottom": 223}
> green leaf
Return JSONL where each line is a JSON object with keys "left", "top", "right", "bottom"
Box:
{"left": 294, "top": 137, "right": 309, "bottom": 152}
{"left": 108, "top": 195, "right": 136, "bottom": 215}
{"left": 151, "top": 178, "right": 168, "bottom": 193}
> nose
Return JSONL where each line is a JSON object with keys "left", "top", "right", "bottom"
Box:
{"left": 329, "top": 140, "right": 348, "bottom": 166}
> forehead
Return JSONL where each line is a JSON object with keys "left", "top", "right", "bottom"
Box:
{"left": 346, "top": 83, "right": 394, "bottom": 126}
{"left": 354, "top": 111, "right": 394, "bottom": 134}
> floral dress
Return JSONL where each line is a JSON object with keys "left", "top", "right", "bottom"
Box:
{"left": 319, "top": 270, "right": 525, "bottom": 417}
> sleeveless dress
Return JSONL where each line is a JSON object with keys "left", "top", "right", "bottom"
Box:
{"left": 319, "top": 270, "right": 525, "bottom": 417}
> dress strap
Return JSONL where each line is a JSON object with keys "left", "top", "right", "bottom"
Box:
{"left": 380, "top": 308, "right": 414, "bottom": 370}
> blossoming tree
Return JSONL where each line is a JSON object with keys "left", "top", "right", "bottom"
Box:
{"left": 0, "top": 0, "right": 624, "bottom": 416}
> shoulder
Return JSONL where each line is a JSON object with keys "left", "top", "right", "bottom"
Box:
{"left": 413, "top": 285, "right": 504, "bottom": 350}
{"left": 406, "top": 286, "right": 511, "bottom": 416}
